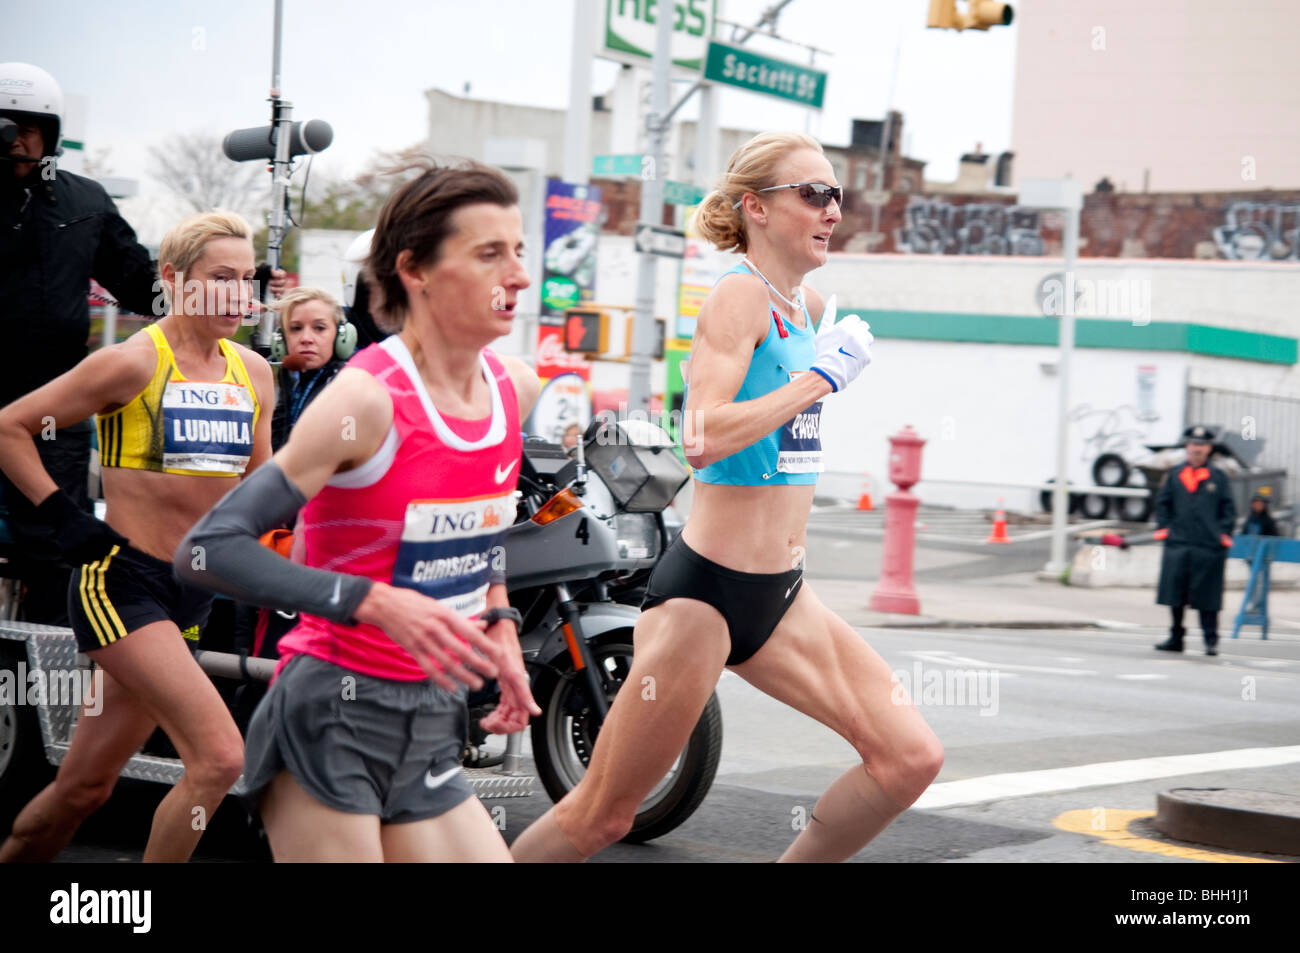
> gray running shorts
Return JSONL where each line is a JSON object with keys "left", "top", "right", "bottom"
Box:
{"left": 241, "top": 653, "right": 474, "bottom": 824}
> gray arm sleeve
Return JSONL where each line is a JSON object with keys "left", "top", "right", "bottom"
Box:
{"left": 173, "top": 461, "right": 373, "bottom": 625}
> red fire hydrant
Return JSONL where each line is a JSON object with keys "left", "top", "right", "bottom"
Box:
{"left": 869, "top": 425, "right": 926, "bottom": 615}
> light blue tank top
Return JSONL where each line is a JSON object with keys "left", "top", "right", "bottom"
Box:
{"left": 690, "top": 263, "right": 824, "bottom": 486}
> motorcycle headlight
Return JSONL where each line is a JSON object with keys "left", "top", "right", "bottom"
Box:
{"left": 613, "top": 513, "right": 658, "bottom": 560}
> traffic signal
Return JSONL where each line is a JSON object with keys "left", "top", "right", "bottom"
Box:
{"left": 564, "top": 309, "right": 607, "bottom": 354}
{"left": 624, "top": 316, "right": 667, "bottom": 360}
{"left": 926, "top": 0, "right": 1013, "bottom": 31}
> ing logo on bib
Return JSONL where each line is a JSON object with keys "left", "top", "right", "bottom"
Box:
{"left": 392, "top": 493, "right": 514, "bottom": 616}
{"left": 162, "top": 380, "right": 255, "bottom": 473}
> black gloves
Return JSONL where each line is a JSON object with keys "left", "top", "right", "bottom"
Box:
{"left": 34, "top": 489, "right": 129, "bottom": 566}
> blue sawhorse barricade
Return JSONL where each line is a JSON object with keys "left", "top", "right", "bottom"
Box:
{"left": 1229, "top": 535, "right": 1300, "bottom": 640}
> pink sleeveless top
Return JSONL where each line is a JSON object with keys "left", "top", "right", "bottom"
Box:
{"left": 275, "top": 336, "right": 522, "bottom": 681}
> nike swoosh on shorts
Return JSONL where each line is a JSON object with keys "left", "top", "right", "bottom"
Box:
{"left": 424, "top": 765, "right": 462, "bottom": 790}
{"left": 785, "top": 576, "right": 802, "bottom": 600}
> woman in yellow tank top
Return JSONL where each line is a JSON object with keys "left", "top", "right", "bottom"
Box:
{"left": 0, "top": 209, "right": 273, "bottom": 862}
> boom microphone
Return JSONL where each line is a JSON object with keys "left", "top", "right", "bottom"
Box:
{"left": 222, "top": 118, "right": 333, "bottom": 163}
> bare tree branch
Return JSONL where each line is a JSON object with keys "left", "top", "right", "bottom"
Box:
{"left": 149, "top": 132, "right": 266, "bottom": 218}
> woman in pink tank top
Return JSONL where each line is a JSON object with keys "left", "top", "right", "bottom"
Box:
{"left": 177, "top": 160, "right": 542, "bottom": 862}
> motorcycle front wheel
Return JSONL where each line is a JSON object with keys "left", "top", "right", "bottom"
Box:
{"left": 531, "top": 639, "right": 722, "bottom": 844}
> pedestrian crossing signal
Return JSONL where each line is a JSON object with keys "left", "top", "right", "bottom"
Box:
{"left": 565, "top": 309, "right": 607, "bottom": 354}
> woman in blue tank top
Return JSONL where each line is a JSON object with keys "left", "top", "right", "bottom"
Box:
{"left": 513, "top": 132, "right": 944, "bottom": 863}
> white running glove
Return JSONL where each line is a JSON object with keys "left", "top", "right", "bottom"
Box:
{"left": 809, "top": 295, "right": 873, "bottom": 393}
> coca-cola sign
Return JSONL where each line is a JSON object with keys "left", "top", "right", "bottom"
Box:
{"left": 536, "top": 325, "right": 590, "bottom": 381}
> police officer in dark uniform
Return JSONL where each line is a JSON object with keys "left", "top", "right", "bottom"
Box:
{"left": 1153, "top": 425, "right": 1236, "bottom": 656}
{"left": 0, "top": 63, "right": 162, "bottom": 624}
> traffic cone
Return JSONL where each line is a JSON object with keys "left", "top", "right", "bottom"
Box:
{"left": 856, "top": 473, "right": 874, "bottom": 511}
{"left": 985, "top": 499, "right": 1010, "bottom": 543}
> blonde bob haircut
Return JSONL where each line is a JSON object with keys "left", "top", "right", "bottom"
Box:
{"left": 156, "top": 209, "right": 254, "bottom": 306}
{"left": 693, "top": 131, "right": 824, "bottom": 254}
{"left": 272, "top": 286, "right": 344, "bottom": 338}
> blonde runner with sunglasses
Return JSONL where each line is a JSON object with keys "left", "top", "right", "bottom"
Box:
{"left": 512, "top": 131, "right": 943, "bottom": 863}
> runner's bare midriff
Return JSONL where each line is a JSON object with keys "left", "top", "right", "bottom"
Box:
{"left": 680, "top": 480, "right": 814, "bottom": 574}
{"left": 100, "top": 467, "right": 244, "bottom": 564}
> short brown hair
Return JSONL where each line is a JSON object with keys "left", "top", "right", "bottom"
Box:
{"left": 367, "top": 157, "right": 519, "bottom": 333}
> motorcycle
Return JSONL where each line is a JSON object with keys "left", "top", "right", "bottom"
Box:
{"left": 466, "top": 417, "right": 721, "bottom": 843}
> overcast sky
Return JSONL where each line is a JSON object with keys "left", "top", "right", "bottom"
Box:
{"left": 8, "top": 0, "right": 1019, "bottom": 242}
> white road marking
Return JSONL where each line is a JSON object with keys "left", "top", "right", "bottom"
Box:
{"left": 905, "top": 649, "right": 1095, "bottom": 677}
{"left": 914, "top": 746, "right": 1300, "bottom": 810}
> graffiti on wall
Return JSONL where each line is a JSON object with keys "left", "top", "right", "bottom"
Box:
{"left": 1213, "top": 202, "right": 1300, "bottom": 260}
{"left": 895, "top": 199, "right": 1045, "bottom": 256}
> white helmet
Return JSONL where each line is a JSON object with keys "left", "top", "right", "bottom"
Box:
{"left": 0, "top": 63, "right": 63, "bottom": 156}
{"left": 341, "top": 228, "right": 374, "bottom": 308}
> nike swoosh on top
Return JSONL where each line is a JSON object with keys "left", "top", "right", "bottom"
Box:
{"left": 494, "top": 459, "right": 518, "bottom": 484}
{"left": 424, "top": 765, "right": 462, "bottom": 790}
{"left": 838, "top": 347, "right": 854, "bottom": 357}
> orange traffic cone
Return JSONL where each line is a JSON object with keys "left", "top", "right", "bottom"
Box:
{"left": 857, "top": 474, "right": 874, "bottom": 511}
{"left": 986, "top": 499, "right": 1010, "bottom": 543}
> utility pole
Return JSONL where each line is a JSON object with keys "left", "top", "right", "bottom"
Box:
{"left": 626, "top": 6, "right": 674, "bottom": 415}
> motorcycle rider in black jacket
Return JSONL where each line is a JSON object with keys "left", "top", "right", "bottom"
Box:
{"left": 0, "top": 63, "right": 165, "bottom": 623}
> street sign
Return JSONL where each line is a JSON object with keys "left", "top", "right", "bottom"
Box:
{"left": 599, "top": 0, "right": 717, "bottom": 72}
{"left": 592, "top": 153, "right": 645, "bottom": 177}
{"left": 635, "top": 223, "right": 687, "bottom": 258}
{"left": 702, "top": 40, "right": 826, "bottom": 109}
{"left": 663, "top": 179, "right": 706, "bottom": 206}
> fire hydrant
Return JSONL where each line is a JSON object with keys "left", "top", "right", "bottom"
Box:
{"left": 869, "top": 425, "right": 926, "bottom": 615}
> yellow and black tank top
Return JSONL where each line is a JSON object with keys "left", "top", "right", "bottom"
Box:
{"left": 97, "top": 324, "right": 260, "bottom": 477}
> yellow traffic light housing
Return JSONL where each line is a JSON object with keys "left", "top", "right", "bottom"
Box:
{"left": 927, "top": 0, "right": 1013, "bottom": 31}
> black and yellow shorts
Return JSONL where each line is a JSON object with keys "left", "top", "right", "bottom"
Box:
{"left": 66, "top": 544, "right": 213, "bottom": 652}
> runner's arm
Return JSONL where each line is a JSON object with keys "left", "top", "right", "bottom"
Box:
{"left": 502, "top": 356, "right": 541, "bottom": 423}
{"left": 0, "top": 343, "right": 152, "bottom": 504}
{"left": 683, "top": 276, "right": 832, "bottom": 470}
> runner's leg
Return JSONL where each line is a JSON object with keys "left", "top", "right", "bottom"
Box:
{"left": 259, "top": 769, "right": 384, "bottom": 862}
{"left": 510, "top": 599, "right": 729, "bottom": 861}
{"left": 730, "top": 582, "right": 943, "bottom": 862}
{"left": 92, "top": 621, "right": 245, "bottom": 862}
{"left": 380, "top": 797, "right": 512, "bottom": 862}
{"left": 0, "top": 668, "right": 156, "bottom": 862}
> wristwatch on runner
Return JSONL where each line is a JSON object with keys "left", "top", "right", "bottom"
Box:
{"left": 480, "top": 606, "right": 523, "bottom": 635}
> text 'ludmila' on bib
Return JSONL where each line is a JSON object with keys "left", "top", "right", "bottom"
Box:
{"left": 777, "top": 370, "right": 824, "bottom": 474}
{"left": 162, "top": 380, "right": 256, "bottom": 473}
{"left": 392, "top": 493, "right": 514, "bottom": 617}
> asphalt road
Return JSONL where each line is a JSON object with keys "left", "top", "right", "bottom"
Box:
{"left": 27, "top": 511, "right": 1300, "bottom": 862}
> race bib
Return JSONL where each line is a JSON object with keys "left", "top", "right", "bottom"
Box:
{"left": 162, "top": 379, "right": 256, "bottom": 473}
{"left": 777, "top": 372, "right": 824, "bottom": 474}
{"left": 391, "top": 494, "right": 513, "bottom": 616}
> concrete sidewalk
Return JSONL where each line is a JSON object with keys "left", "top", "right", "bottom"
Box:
{"left": 810, "top": 570, "right": 1300, "bottom": 635}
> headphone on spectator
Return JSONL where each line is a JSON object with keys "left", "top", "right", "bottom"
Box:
{"left": 270, "top": 299, "right": 357, "bottom": 363}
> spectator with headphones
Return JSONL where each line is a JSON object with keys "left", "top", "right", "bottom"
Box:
{"left": 269, "top": 287, "right": 356, "bottom": 451}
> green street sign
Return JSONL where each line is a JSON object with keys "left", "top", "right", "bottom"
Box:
{"left": 600, "top": 0, "right": 717, "bottom": 72}
{"left": 663, "top": 180, "right": 706, "bottom": 206}
{"left": 702, "top": 40, "right": 826, "bottom": 109}
{"left": 592, "top": 154, "right": 645, "bottom": 177}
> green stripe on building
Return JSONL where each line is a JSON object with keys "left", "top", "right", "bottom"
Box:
{"left": 851, "top": 310, "right": 1297, "bottom": 365}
